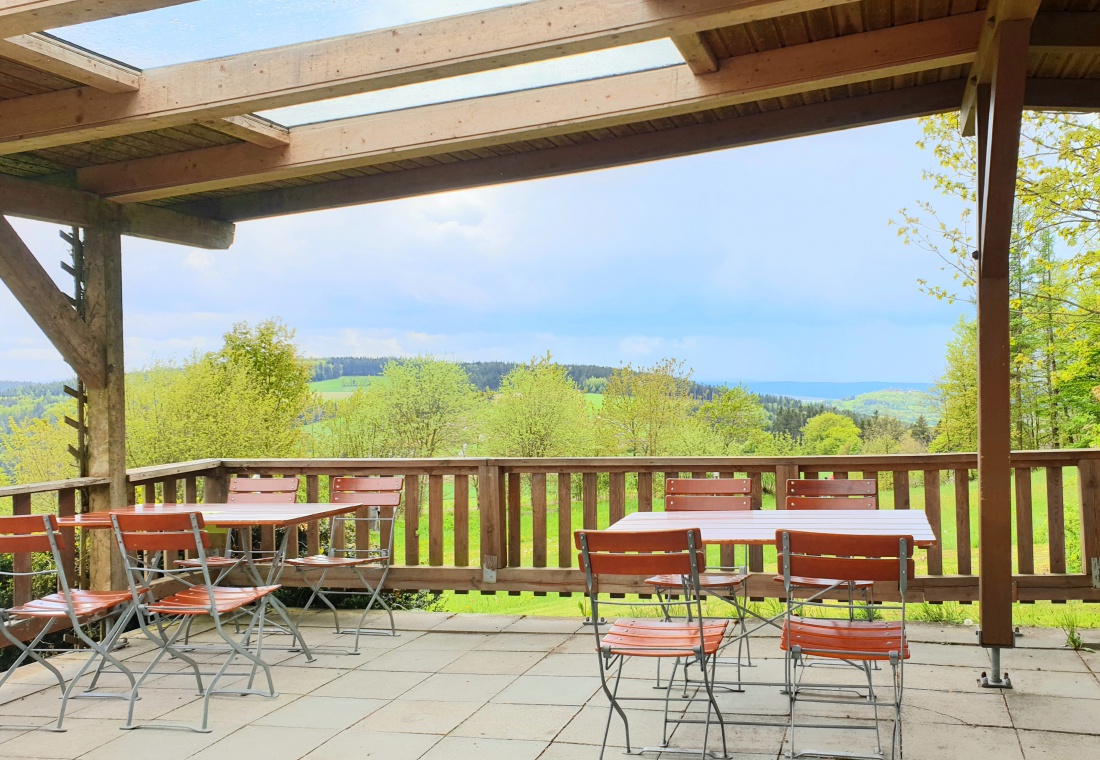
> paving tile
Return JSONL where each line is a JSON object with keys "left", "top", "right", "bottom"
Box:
{"left": 784, "top": 718, "right": 897, "bottom": 760}
{"left": 1006, "top": 693, "right": 1100, "bottom": 734}
{"left": 399, "top": 632, "right": 491, "bottom": 651}
{"left": 524, "top": 653, "right": 595, "bottom": 677}
{"left": 494, "top": 675, "right": 601, "bottom": 706}
{"left": 188, "top": 724, "right": 340, "bottom": 760}
{"left": 77, "top": 721, "right": 228, "bottom": 760}
{"left": 1018, "top": 728, "right": 1100, "bottom": 759}
{"left": 906, "top": 623, "right": 982, "bottom": 645}
{"left": 401, "top": 672, "right": 516, "bottom": 702}
{"left": 312, "top": 668, "right": 430, "bottom": 700}
{"left": 554, "top": 703, "right": 669, "bottom": 749}
{"left": 301, "top": 729, "right": 440, "bottom": 760}
{"left": 158, "top": 690, "right": 297, "bottom": 726}
{"left": 264, "top": 663, "right": 344, "bottom": 694}
{"left": 903, "top": 688, "right": 1012, "bottom": 728}
{"left": 355, "top": 698, "right": 482, "bottom": 735}
{"left": 503, "top": 617, "right": 584, "bottom": 635}
{"left": 1002, "top": 647, "right": 1092, "bottom": 673}
{"left": 902, "top": 721, "right": 1023, "bottom": 760}
{"left": 440, "top": 650, "right": 544, "bottom": 676}
{"left": 1004, "top": 669, "right": 1100, "bottom": 699}
{"left": 551, "top": 635, "right": 599, "bottom": 655}
{"left": 358, "top": 647, "right": 465, "bottom": 673}
{"left": 452, "top": 702, "right": 580, "bottom": 741}
{"left": 476, "top": 633, "right": 569, "bottom": 652}
{"left": 0, "top": 716, "right": 126, "bottom": 758}
{"left": 419, "top": 735, "right": 548, "bottom": 760}
{"left": 254, "top": 695, "right": 386, "bottom": 729}
{"left": 908, "top": 642, "right": 990, "bottom": 669}
{"left": 433, "top": 614, "right": 522, "bottom": 633}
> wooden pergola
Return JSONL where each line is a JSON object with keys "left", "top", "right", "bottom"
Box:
{"left": 0, "top": 0, "right": 1097, "bottom": 663}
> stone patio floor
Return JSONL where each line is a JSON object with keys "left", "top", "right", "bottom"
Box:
{"left": 0, "top": 611, "right": 1098, "bottom": 759}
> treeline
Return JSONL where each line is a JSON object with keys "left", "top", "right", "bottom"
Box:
{"left": 0, "top": 382, "right": 68, "bottom": 435}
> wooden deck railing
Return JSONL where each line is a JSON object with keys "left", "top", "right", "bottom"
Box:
{"left": 3, "top": 452, "right": 1099, "bottom": 605}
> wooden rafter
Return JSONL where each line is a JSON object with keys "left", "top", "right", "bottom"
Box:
{"left": 0, "top": 32, "right": 139, "bottom": 92}
{"left": 176, "top": 80, "right": 964, "bottom": 222}
{"left": 1029, "top": 12, "right": 1100, "bottom": 54}
{"left": 672, "top": 32, "right": 719, "bottom": 74}
{"left": 959, "top": 0, "right": 1042, "bottom": 136}
{"left": 0, "top": 0, "right": 862, "bottom": 154}
{"left": 0, "top": 0, "right": 198, "bottom": 37}
{"left": 0, "top": 174, "right": 233, "bottom": 248}
{"left": 0, "top": 215, "right": 106, "bottom": 387}
{"left": 199, "top": 114, "right": 290, "bottom": 148}
{"left": 77, "top": 12, "right": 985, "bottom": 203}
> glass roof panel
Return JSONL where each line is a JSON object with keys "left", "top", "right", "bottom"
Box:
{"left": 258, "top": 40, "right": 682, "bottom": 127}
{"left": 54, "top": 0, "right": 527, "bottom": 69}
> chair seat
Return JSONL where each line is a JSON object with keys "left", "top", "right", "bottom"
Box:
{"left": 773, "top": 575, "right": 875, "bottom": 589}
{"left": 146, "top": 585, "right": 279, "bottom": 616}
{"left": 781, "top": 618, "right": 909, "bottom": 661}
{"left": 8, "top": 589, "right": 141, "bottom": 619}
{"left": 176, "top": 556, "right": 239, "bottom": 569}
{"left": 285, "top": 554, "right": 386, "bottom": 568}
{"left": 647, "top": 573, "right": 745, "bottom": 590}
{"left": 600, "top": 618, "right": 730, "bottom": 657}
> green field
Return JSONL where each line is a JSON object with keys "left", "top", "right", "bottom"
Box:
{"left": 309, "top": 375, "right": 378, "bottom": 400}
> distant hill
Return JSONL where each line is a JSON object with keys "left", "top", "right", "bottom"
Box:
{"left": 833, "top": 389, "right": 939, "bottom": 425}
{"left": 739, "top": 380, "right": 931, "bottom": 401}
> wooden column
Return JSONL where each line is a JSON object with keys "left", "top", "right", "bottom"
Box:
{"left": 975, "top": 20, "right": 1029, "bottom": 649}
{"left": 84, "top": 226, "right": 128, "bottom": 591}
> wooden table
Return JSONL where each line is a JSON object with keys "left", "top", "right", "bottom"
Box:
{"left": 606, "top": 509, "right": 937, "bottom": 547}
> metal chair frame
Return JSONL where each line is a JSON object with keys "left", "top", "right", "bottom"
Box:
{"left": 779, "top": 530, "right": 912, "bottom": 760}
{"left": 0, "top": 514, "right": 137, "bottom": 732}
{"left": 578, "top": 528, "right": 731, "bottom": 760}
{"left": 111, "top": 511, "right": 281, "bottom": 733}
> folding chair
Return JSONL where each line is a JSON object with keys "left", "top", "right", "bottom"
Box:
{"left": 0, "top": 514, "right": 137, "bottom": 731}
{"left": 577, "top": 528, "right": 730, "bottom": 760}
{"left": 646, "top": 478, "right": 752, "bottom": 684}
{"left": 779, "top": 478, "right": 879, "bottom": 618}
{"left": 111, "top": 511, "right": 281, "bottom": 732}
{"left": 285, "top": 476, "right": 402, "bottom": 652}
{"left": 778, "top": 530, "right": 912, "bottom": 760}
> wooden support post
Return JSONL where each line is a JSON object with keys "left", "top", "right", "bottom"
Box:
{"left": 83, "top": 226, "right": 127, "bottom": 591}
{"left": 976, "top": 19, "right": 1030, "bottom": 649}
{"left": 1079, "top": 458, "right": 1100, "bottom": 577}
{"left": 478, "top": 463, "right": 503, "bottom": 581}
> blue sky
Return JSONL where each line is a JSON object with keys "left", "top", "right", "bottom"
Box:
{"left": 0, "top": 1, "right": 971, "bottom": 384}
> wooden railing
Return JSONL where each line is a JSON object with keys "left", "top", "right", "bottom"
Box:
{"left": 3, "top": 451, "right": 1099, "bottom": 605}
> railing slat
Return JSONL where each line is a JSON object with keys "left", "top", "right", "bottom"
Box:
{"left": 749, "top": 472, "right": 764, "bottom": 572}
{"left": 637, "top": 472, "right": 652, "bottom": 512}
{"left": 58, "top": 488, "right": 77, "bottom": 586}
{"left": 507, "top": 473, "right": 521, "bottom": 568}
{"left": 404, "top": 474, "right": 420, "bottom": 565}
{"left": 1015, "top": 467, "right": 1034, "bottom": 574}
{"left": 954, "top": 469, "right": 972, "bottom": 575}
{"left": 894, "top": 471, "right": 910, "bottom": 510}
{"left": 454, "top": 474, "right": 469, "bottom": 567}
{"left": 558, "top": 472, "right": 572, "bottom": 568}
{"left": 924, "top": 470, "right": 942, "bottom": 575}
{"left": 1046, "top": 466, "right": 1066, "bottom": 574}
{"left": 306, "top": 474, "right": 320, "bottom": 556}
{"left": 608, "top": 472, "right": 625, "bottom": 526}
{"left": 1078, "top": 458, "right": 1100, "bottom": 575}
{"left": 12, "top": 493, "right": 31, "bottom": 605}
{"left": 428, "top": 474, "right": 444, "bottom": 566}
{"left": 583, "top": 473, "right": 598, "bottom": 530}
{"left": 532, "top": 473, "right": 547, "bottom": 568}
{"left": 834, "top": 471, "right": 849, "bottom": 479}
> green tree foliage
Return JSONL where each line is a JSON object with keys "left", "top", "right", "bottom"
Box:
{"left": 373, "top": 357, "right": 477, "bottom": 457}
{"left": 801, "top": 412, "right": 862, "bottom": 455}
{"left": 0, "top": 412, "right": 76, "bottom": 486}
{"left": 482, "top": 353, "right": 593, "bottom": 456}
{"left": 217, "top": 318, "right": 313, "bottom": 417}
{"left": 910, "top": 415, "right": 933, "bottom": 446}
{"left": 930, "top": 318, "right": 978, "bottom": 453}
{"left": 697, "top": 384, "right": 771, "bottom": 454}
{"left": 600, "top": 359, "right": 695, "bottom": 456}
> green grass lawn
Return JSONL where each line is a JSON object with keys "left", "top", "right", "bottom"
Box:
{"left": 308, "top": 375, "right": 378, "bottom": 400}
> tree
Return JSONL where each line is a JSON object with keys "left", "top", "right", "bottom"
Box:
{"left": 374, "top": 357, "right": 477, "bottom": 457}
{"left": 483, "top": 353, "right": 593, "bottom": 457}
{"left": 0, "top": 412, "right": 76, "bottom": 486}
{"left": 216, "top": 318, "right": 313, "bottom": 418}
{"left": 910, "top": 415, "right": 933, "bottom": 446}
{"left": 801, "top": 413, "right": 862, "bottom": 455}
{"left": 696, "top": 384, "right": 770, "bottom": 454}
{"left": 930, "top": 318, "right": 978, "bottom": 452}
{"left": 600, "top": 359, "right": 695, "bottom": 456}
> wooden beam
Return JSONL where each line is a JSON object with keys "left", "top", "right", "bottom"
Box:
{"left": 0, "top": 174, "right": 233, "bottom": 248}
{"left": 672, "top": 32, "right": 719, "bottom": 74}
{"left": 176, "top": 80, "right": 964, "bottom": 222}
{"left": 976, "top": 20, "right": 1030, "bottom": 650}
{"left": 0, "top": 0, "right": 885, "bottom": 154}
{"left": 79, "top": 13, "right": 984, "bottom": 203}
{"left": 959, "top": 0, "right": 1042, "bottom": 136}
{"left": 0, "top": 0, "right": 197, "bottom": 37}
{"left": 0, "top": 32, "right": 139, "bottom": 92}
{"left": 1024, "top": 78, "right": 1100, "bottom": 111}
{"left": 0, "top": 215, "right": 106, "bottom": 386}
{"left": 1029, "top": 12, "right": 1100, "bottom": 54}
{"left": 199, "top": 114, "right": 290, "bottom": 148}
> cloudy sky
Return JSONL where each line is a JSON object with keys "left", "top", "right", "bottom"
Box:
{"left": 0, "top": 1, "right": 971, "bottom": 385}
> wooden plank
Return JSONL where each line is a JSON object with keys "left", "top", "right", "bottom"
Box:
{"left": 507, "top": 472, "right": 522, "bottom": 568}
{"left": 0, "top": 33, "right": 139, "bottom": 91}
{"left": 672, "top": 32, "right": 719, "bottom": 74}
{"left": 894, "top": 471, "right": 911, "bottom": 510}
{"left": 200, "top": 114, "right": 290, "bottom": 148}
{"left": 454, "top": 474, "right": 469, "bottom": 567}
{"left": 637, "top": 471, "right": 653, "bottom": 512}
{"left": 1015, "top": 467, "right": 1034, "bottom": 574}
{"left": 1079, "top": 458, "right": 1100, "bottom": 576}
{"left": 924, "top": 470, "right": 943, "bottom": 575}
{"left": 80, "top": 14, "right": 985, "bottom": 202}
{"left": 477, "top": 464, "right": 502, "bottom": 573}
{"left": 749, "top": 472, "right": 764, "bottom": 572}
{"left": 57, "top": 487, "right": 76, "bottom": 584}
{"left": 404, "top": 474, "right": 420, "bottom": 566}
{"left": 558, "top": 472, "right": 572, "bottom": 568}
{"left": 12, "top": 492, "right": 31, "bottom": 604}
{"left": 583, "top": 472, "right": 598, "bottom": 529}
{"left": 428, "top": 473, "right": 444, "bottom": 566}
{"left": 955, "top": 469, "right": 972, "bottom": 574}
{"left": 775, "top": 464, "right": 799, "bottom": 508}
{"left": 531, "top": 472, "right": 547, "bottom": 568}
{"left": 0, "top": 0, "right": 858, "bottom": 152}
{"left": 1047, "top": 466, "right": 1066, "bottom": 574}
{"left": 0, "top": 175, "right": 233, "bottom": 250}
{"left": 608, "top": 472, "right": 626, "bottom": 526}
{"left": 184, "top": 476, "right": 197, "bottom": 503}
{"left": 305, "top": 474, "right": 320, "bottom": 556}
{"left": 1029, "top": 12, "right": 1100, "bottom": 54}
{"left": 0, "top": 1, "right": 198, "bottom": 37}
{"left": 0, "top": 216, "right": 106, "bottom": 387}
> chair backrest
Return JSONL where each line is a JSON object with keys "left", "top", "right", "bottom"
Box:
{"left": 328, "top": 476, "right": 403, "bottom": 557}
{"left": 785, "top": 478, "right": 877, "bottom": 511}
{"left": 330, "top": 476, "right": 403, "bottom": 509}
{"left": 227, "top": 476, "right": 299, "bottom": 504}
{"left": 112, "top": 512, "right": 215, "bottom": 609}
{"left": 665, "top": 477, "right": 752, "bottom": 512}
{"left": 576, "top": 528, "right": 704, "bottom": 579}
{"left": 0, "top": 514, "right": 64, "bottom": 556}
{"left": 776, "top": 530, "right": 913, "bottom": 591}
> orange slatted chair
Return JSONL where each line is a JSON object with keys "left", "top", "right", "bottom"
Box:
{"left": 778, "top": 478, "right": 879, "bottom": 613}
{"left": 0, "top": 514, "right": 138, "bottom": 732}
{"left": 778, "top": 530, "right": 913, "bottom": 760}
{"left": 285, "top": 476, "right": 402, "bottom": 652}
{"left": 111, "top": 512, "right": 281, "bottom": 732}
{"left": 577, "top": 528, "right": 730, "bottom": 760}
